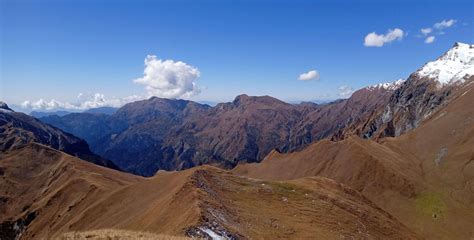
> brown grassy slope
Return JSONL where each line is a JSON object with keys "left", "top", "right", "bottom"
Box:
{"left": 0, "top": 143, "right": 141, "bottom": 239}
{"left": 0, "top": 144, "right": 418, "bottom": 239}
{"left": 233, "top": 82, "right": 474, "bottom": 239}
{"left": 234, "top": 136, "right": 421, "bottom": 198}
{"left": 380, "top": 81, "right": 474, "bottom": 239}
{"left": 78, "top": 166, "right": 420, "bottom": 239}
{"left": 57, "top": 229, "right": 190, "bottom": 240}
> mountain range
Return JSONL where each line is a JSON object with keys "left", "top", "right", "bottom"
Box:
{"left": 38, "top": 43, "right": 474, "bottom": 176}
{"left": 1, "top": 42, "right": 473, "bottom": 239}
{"left": 29, "top": 107, "right": 118, "bottom": 118}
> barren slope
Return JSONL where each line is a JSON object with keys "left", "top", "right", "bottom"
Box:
{"left": 234, "top": 81, "right": 474, "bottom": 239}
{"left": 0, "top": 143, "right": 140, "bottom": 239}
{"left": 0, "top": 144, "right": 418, "bottom": 239}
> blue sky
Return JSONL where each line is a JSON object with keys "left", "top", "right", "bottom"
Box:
{"left": 1, "top": 0, "right": 473, "bottom": 111}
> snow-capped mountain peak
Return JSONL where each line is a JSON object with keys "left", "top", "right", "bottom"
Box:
{"left": 415, "top": 42, "right": 474, "bottom": 86}
{"left": 366, "top": 79, "right": 406, "bottom": 91}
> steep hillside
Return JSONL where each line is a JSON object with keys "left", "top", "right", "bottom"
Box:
{"left": 0, "top": 103, "right": 118, "bottom": 169}
{"left": 0, "top": 143, "right": 418, "bottom": 239}
{"left": 337, "top": 43, "right": 474, "bottom": 140}
{"left": 39, "top": 112, "right": 123, "bottom": 150}
{"left": 0, "top": 143, "right": 140, "bottom": 239}
{"left": 234, "top": 80, "right": 474, "bottom": 239}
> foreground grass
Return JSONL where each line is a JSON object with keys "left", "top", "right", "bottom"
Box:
{"left": 56, "top": 229, "right": 191, "bottom": 240}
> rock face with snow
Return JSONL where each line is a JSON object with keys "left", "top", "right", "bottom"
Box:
{"left": 366, "top": 79, "right": 406, "bottom": 91}
{"left": 336, "top": 42, "right": 474, "bottom": 139}
{"left": 415, "top": 42, "right": 474, "bottom": 86}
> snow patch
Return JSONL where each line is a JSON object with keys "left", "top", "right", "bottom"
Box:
{"left": 416, "top": 42, "right": 474, "bottom": 86}
{"left": 200, "top": 228, "right": 226, "bottom": 240}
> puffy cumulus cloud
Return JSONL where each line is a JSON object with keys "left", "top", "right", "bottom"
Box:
{"left": 338, "top": 85, "right": 354, "bottom": 98}
{"left": 21, "top": 93, "right": 144, "bottom": 111}
{"left": 364, "top": 28, "right": 404, "bottom": 47}
{"left": 425, "top": 36, "right": 435, "bottom": 44}
{"left": 434, "top": 19, "right": 456, "bottom": 29}
{"left": 133, "top": 55, "right": 201, "bottom": 99}
{"left": 420, "top": 28, "right": 432, "bottom": 36}
{"left": 298, "top": 70, "right": 320, "bottom": 81}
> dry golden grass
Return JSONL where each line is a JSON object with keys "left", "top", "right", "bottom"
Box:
{"left": 56, "top": 229, "right": 191, "bottom": 240}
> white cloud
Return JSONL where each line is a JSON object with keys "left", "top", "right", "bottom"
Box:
{"left": 425, "top": 36, "right": 435, "bottom": 44}
{"left": 338, "top": 85, "right": 354, "bottom": 98}
{"left": 21, "top": 93, "right": 144, "bottom": 111}
{"left": 298, "top": 70, "right": 320, "bottom": 81}
{"left": 133, "top": 55, "right": 201, "bottom": 99}
{"left": 419, "top": 19, "right": 456, "bottom": 43}
{"left": 364, "top": 28, "right": 404, "bottom": 47}
{"left": 434, "top": 19, "right": 456, "bottom": 29}
{"left": 420, "top": 28, "right": 432, "bottom": 36}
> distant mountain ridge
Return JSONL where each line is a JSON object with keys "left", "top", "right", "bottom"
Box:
{"left": 39, "top": 84, "right": 398, "bottom": 176}
{"left": 30, "top": 106, "right": 118, "bottom": 118}
{"left": 0, "top": 102, "right": 119, "bottom": 170}
{"left": 30, "top": 110, "right": 72, "bottom": 118}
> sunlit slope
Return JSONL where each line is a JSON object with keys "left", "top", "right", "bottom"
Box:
{"left": 234, "top": 82, "right": 474, "bottom": 239}
{"left": 0, "top": 144, "right": 418, "bottom": 239}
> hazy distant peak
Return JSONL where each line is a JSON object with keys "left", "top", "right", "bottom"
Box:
{"left": 232, "top": 94, "right": 289, "bottom": 107}
{"left": 232, "top": 94, "right": 250, "bottom": 103}
{"left": 416, "top": 42, "right": 474, "bottom": 86}
{"left": 0, "top": 101, "right": 14, "bottom": 112}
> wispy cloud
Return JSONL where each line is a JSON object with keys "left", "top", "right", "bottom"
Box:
{"left": 420, "top": 19, "right": 456, "bottom": 44}
{"left": 338, "top": 85, "right": 354, "bottom": 98}
{"left": 133, "top": 55, "right": 201, "bottom": 99}
{"left": 420, "top": 28, "right": 432, "bottom": 36}
{"left": 298, "top": 70, "right": 320, "bottom": 81}
{"left": 433, "top": 19, "right": 456, "bottom": 29}
{"left": 364, "top": 28, "right": 404, "bottom": 47}
{"left": 424, "top": 36, "right": 435, "bottom": 44}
